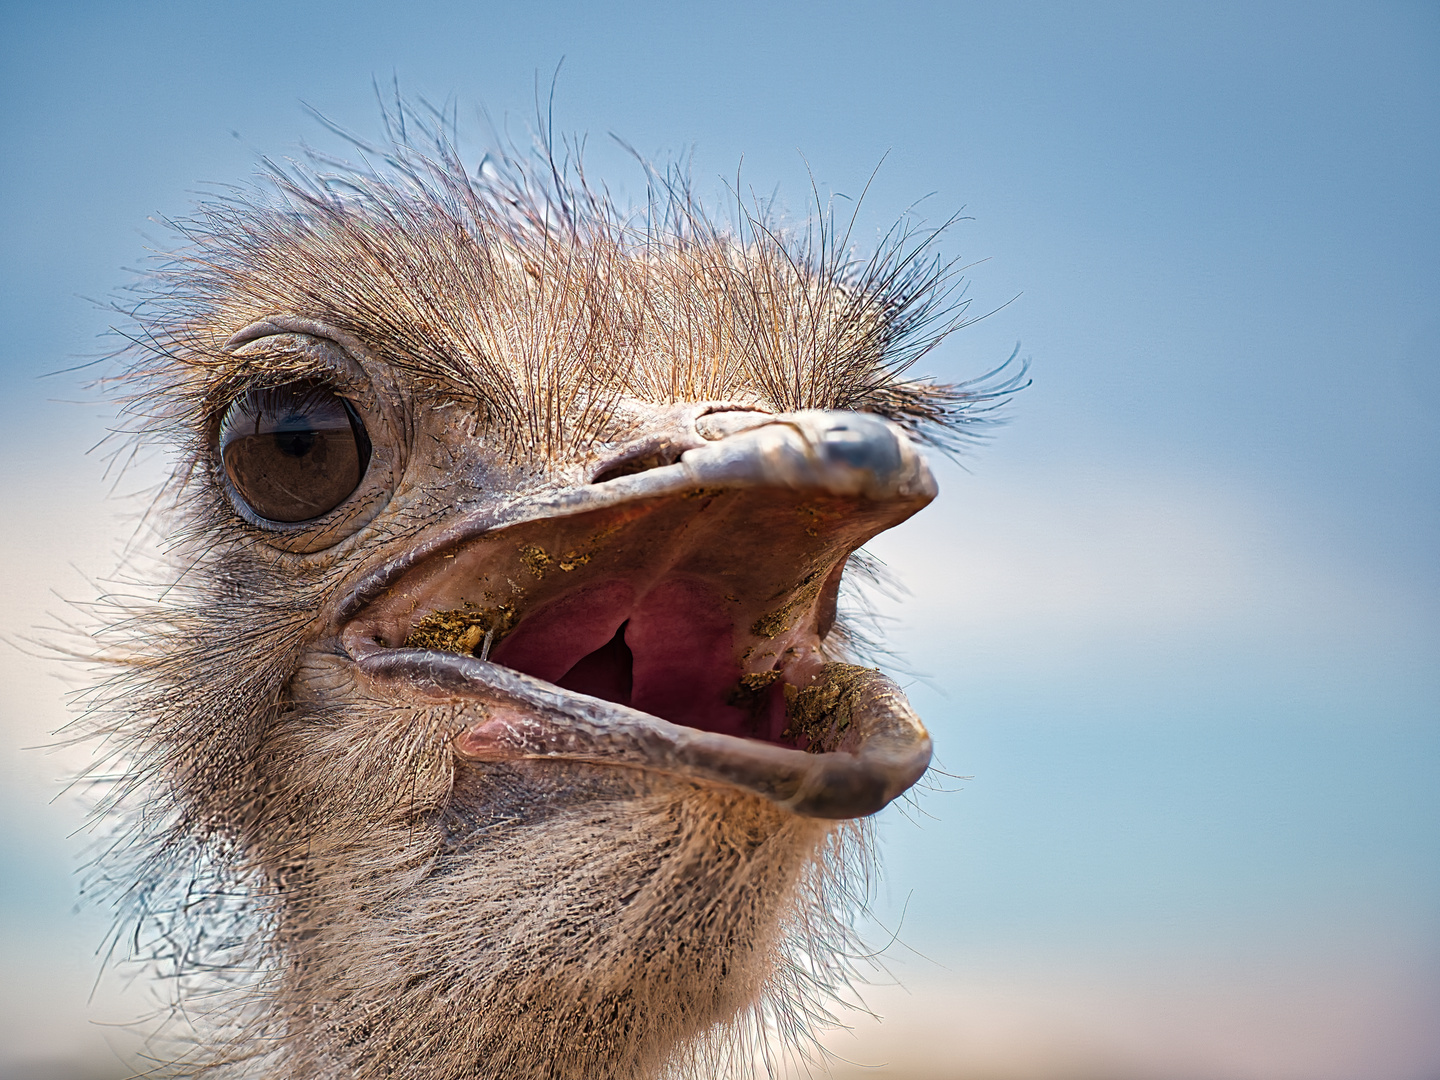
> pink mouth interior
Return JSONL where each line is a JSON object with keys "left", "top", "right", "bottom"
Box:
{"left": 488, "top": 577, "right": 790, "bottom": 742}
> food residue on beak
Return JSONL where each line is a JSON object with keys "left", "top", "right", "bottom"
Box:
{"left": 405, "top": 603, "right": 518, "bottom": 656}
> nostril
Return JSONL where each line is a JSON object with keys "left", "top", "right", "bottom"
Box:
{"left": 591, "top": 445, "right": 686, "bottom": 484}
{"left": 694, "top": 409, "right": 775, "bottom": 441}
{"left": 591, "top": 407, "right": 777, "bottom": 483}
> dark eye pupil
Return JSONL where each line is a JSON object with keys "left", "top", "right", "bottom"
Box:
{"left": 219, "top": 383, "right": 371, "bottom": 523}
{"left": 273, "top": 420, "right": 318, "bottom": 458}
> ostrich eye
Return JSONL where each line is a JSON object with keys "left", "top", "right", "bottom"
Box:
{"left": 219, "top": 382, "right": 372, "bottom": 523}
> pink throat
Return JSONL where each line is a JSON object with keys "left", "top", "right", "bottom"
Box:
{"left": 488, "top": 577, "right": 790, "bottom": 742}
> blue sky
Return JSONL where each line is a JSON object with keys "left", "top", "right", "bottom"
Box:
{"left": 1, "top": 3, "right": 1436, "bottom": 1077}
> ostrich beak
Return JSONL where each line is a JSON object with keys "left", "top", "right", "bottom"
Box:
{"left": 339, "top": 410, "right": 935, "bottom": 819}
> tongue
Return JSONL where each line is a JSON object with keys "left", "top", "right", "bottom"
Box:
{"left": 487, "top": 577, "right": 786, "bottom": 740}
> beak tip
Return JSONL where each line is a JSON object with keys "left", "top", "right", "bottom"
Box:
{"left": 679, "top": 409, "right": 937, "bottom": 503}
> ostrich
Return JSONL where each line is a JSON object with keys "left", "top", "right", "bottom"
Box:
{"left": 86, "top": 114, "right": 1005, "bottom": 1079}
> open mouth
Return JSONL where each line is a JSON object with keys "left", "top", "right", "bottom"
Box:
{"left": 339, "top": 411, "right": 936, "bottom": 819}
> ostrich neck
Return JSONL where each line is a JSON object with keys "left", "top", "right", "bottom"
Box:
{"left": 251, "top": 750, "right": 836, "bottom": 1079}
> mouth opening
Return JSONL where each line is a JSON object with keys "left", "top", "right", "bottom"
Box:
{"left": 399, "top": 570, "right": 810, "bottom": 747}
{"left": 481, "top": 575, "right": 803, "bottom": 744}
{"left": 344, "top": 483, "right": 882, "bottom": 751}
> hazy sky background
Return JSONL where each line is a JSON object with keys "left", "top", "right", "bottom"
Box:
{"left": 1, "top": 3, "right": 1436, "bottom": 1078}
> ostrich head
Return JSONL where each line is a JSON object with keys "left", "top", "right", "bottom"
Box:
{"left": 91, "top": 120, "right": 1005, "bottom": 1079}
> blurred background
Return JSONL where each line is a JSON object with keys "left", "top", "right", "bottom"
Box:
{"left": 1, "top": 2, "right": 1436, "bottom": 1078}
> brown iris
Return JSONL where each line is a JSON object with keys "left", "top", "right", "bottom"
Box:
{"left": 219, "top": 381, "right": 372, "bottom": 523}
